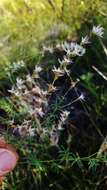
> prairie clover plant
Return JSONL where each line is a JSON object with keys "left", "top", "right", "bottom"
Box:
{"left": 8, "top": 25, "right": 104, "bottom": 145}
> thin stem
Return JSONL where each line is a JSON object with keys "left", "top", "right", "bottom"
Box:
{"left": 34, "top": 114, "right": 43, "bottom": 134}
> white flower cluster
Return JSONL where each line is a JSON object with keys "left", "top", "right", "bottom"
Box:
{"left": 13, "top": 120, "right": 35, "bottom": 137}
{"left": 92, "top": 25, "right": 104, "bottom": 38}
{"left": 33, "top": 66, "right": 42, "bottom": 78}
{"left": 52, "top": 66, "right": 65, "bottom": 77}
{"left": 50, "top": 125, "right": 59, "bottom": 146}
{"left": 9, "top": 79, "right": 48, "bottom": 117}
{"left": 43, "top": 45, "right": 54, "bottom": 54}
{"left": 8, "top": 66, "right": 47, "bottom": 137}
{"left": 12, "top": 60, "right": 25, "bottom": 70}
{"left": 47, "top": 25, "right": 104, "bottom": 87}
{"left": 62, "top": 42, "right": 86, "bottom": 57}
{"left": 58, "top": 111, "right": 70, "bottom": 130}
{"left": 5, "top": 60, "right": 25, "bottom": 75}
{"left": 8, "top": 24, "right": 104, "bottom": 139}
{"left": 81, "top": 35, "right": 90, "bottom": 45}
{"left": 50, "top": 111, "right": 70, "bottom": 145}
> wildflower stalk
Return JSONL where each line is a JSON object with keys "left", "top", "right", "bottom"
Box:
{"left": 92, "top": 65, "right": 107, "bottom": 81}
{"left": 60, "top": 95, "right": 84, "bottom": 109}
{"left": 97, "top": 135, "right": 107, "bottom": 157}
{"left": 52, "top": 76, "right": 58, "bottom": 85}
{"left": 74, "top": 87, "right": 104, "bottom": 138}
{"left": 34, "top": 114, "right": 43, "bottom": 134}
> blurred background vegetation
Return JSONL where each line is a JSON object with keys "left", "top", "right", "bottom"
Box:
{"left": 0, "top": 0, "right": 107, "bottom": 75}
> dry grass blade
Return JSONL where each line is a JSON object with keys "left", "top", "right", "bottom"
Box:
{"left": 92, "top": 65, "right": 107, "bottom": 81}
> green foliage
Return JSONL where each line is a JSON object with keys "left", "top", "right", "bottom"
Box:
{"left": 0, "top": 98, "right": 13, "bottom": 114}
